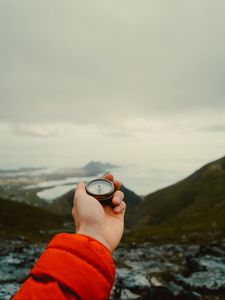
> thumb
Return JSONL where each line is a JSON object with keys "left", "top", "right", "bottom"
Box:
{"left": 74, "top": 182, "right": 86, "bottom": 204}
{"left": 76, "top": 181, "right": 86, "bottom": 194}
{"left": 74, "top": 181, "right": 103, "bottom": 212}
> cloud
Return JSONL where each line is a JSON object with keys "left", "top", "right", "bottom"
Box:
{"left": 0, "top": 1, "right": 225, "bottom": 168}
{"left": 10, "top": 124, "right": 60, "bottom": 138}
{"left": 0, "top": 0, "right": 225, "bottom": 128}
{"left": 200, "top": 125, "right": 225, "bottom": 133}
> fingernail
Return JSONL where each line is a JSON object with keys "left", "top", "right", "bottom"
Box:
{"left": 114, "top": 195, "right": 121, "bottom": 202}
{"left": 103, "top": 172, "right": 110, "bottom": 176}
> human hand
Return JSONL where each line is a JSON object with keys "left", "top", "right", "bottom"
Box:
{"left": 72, "top": 173, "right": 126, "bottom": 252}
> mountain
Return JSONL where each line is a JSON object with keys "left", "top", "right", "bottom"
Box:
{"left": 82, "top": 161, "right": 117, "bottom": 176}
{"left": 131, "top": 156, "right": 225, "bottom": 242}
{"left": 0, "top": 197, "right": 67, "bottom": 241}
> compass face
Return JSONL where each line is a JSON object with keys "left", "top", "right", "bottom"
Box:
{"left": 86, "top": 179, "right": 114, "bottom": 196}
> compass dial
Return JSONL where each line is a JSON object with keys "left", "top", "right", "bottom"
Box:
{"left": 85, "top": 179, "right": 115, "bottom": 202}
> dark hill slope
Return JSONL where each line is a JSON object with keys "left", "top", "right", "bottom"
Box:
{"left": 134, "top": 156, "right": 225, "bottom": 240}
{"left": 0, "top": 197, "right": 65, "bottom": 241}
{"left": 120, "top": 185, "right": 142, "bottom": 228}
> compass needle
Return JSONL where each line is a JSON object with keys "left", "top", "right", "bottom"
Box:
{"left": 85, "top": 179, "right": 115, "bottom": 204}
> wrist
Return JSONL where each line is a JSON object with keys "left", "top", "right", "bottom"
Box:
{"left": 76, "top": 229, "right": 112, "bottom": 252}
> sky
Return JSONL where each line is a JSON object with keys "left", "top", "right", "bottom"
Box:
{"left": 0, "top": 0, "right": 225, "bottom": 172}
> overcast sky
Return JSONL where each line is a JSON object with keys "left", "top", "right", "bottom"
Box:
{"left": 0, "top": 0, "right": 225, "bottom": 171}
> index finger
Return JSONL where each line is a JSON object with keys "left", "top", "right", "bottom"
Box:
{"left": 103, "top": 173, "right": 121, "bottom": 190}
{"left": 103, "top": 173, "right": 114, "bottom": 181}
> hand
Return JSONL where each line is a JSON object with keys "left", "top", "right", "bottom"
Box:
{"left": 72, "top": 173, "right": 126, "bottom": 252}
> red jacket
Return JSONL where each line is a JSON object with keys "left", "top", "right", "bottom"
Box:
{"left": 13, "top": 233, "right": 116, "bottom": 300}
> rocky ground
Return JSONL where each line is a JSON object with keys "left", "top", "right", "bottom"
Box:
{"left": 0, "top": 239, "right": 225, "bottom": 300}
{"left": 0, "top": 240, "right": 45, "bottom": 300}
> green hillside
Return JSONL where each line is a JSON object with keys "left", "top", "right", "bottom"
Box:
{"left": 0, "top": 197, "right": 66, "bottom": 241}
{"left": 130, "top": 156, "right": 225, "bottom": 242}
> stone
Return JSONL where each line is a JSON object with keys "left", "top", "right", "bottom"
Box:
{"left": 151, "top": 276, "right": 163, "bottom": 287}
{"left": 199, "top": 245, "right": 225, "bottom": 257}
{"left": 115, "top": 268, "right": 151, "bottom": 296}
{"left": 120, "top": 289, "right": 141, "bottom": 300}
{"left": 0, "top": 283, "right": 20, "bottom": 300}
{"left": 176, "top": 255, "right": 225, "bottom": 291}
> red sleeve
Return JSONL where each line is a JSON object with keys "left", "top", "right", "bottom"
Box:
{"left": 13, "top": 233, "right": 116, "bottom": 300}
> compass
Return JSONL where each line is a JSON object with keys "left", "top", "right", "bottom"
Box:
{"left": 85, "top": 178, "right": 115, "bottom": 203}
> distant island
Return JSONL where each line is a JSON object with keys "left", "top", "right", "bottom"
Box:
{"left": 82, "top": 161, "right": 118, "bottom": 176}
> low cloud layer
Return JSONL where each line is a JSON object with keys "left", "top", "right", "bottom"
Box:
{"left": 1, "top": 0, "right": 225, "bottom": 124}
{"left": 0, "top": 0, "right": 225, "bottom": 168}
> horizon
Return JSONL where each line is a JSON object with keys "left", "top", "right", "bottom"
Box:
{"left": 1, "top": 154, "right": 224, "bottom": 197}
{"left": 0, "top": 153, "right": 224, "bottom": 174}
{"left": 0, "top": 154, "right": 223, "bottom": 169}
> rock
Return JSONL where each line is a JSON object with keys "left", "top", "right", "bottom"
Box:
{"left": 113, "top": 242, "right": 225, "bottom": 299}
{"left": 120, "top": 289, "right": 141, "bottom": 300}
{"left": 176, "top": 255, "right": 225, "bottom": 292}
{"left": 151, "top": 277, "right": 163, "bottom": 287}
{"left": 184, "top": 245, "right": 200, "bottom": 257}
{"left": 199, "top": 245, "right": 225, "bottom": 257}
{"left": 123, "top": 273, "right": 150, "bottom": 291}
{"left": 185, "top": 256, "right": 205, "bottom": 275}
{"left": 166, "top": 281, "right": 184, "bottom": 295}
{"left": 123, "top": 259, "right": 174, "bottom": 273}
{"left": 115, "top": 268, "right": 151, "bottom": 296}
{"left": 3, "top": 253, "right": 22, "bottom": 265}
{"left": 0, "top": 283, "right": 20, "bottom": 300}
{"left": 0, "top": 239, "right": 45, "bottom": 300}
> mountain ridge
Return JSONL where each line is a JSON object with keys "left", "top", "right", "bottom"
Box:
{"left": 128, "top": 155, "right": 225, "bottom": 242}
